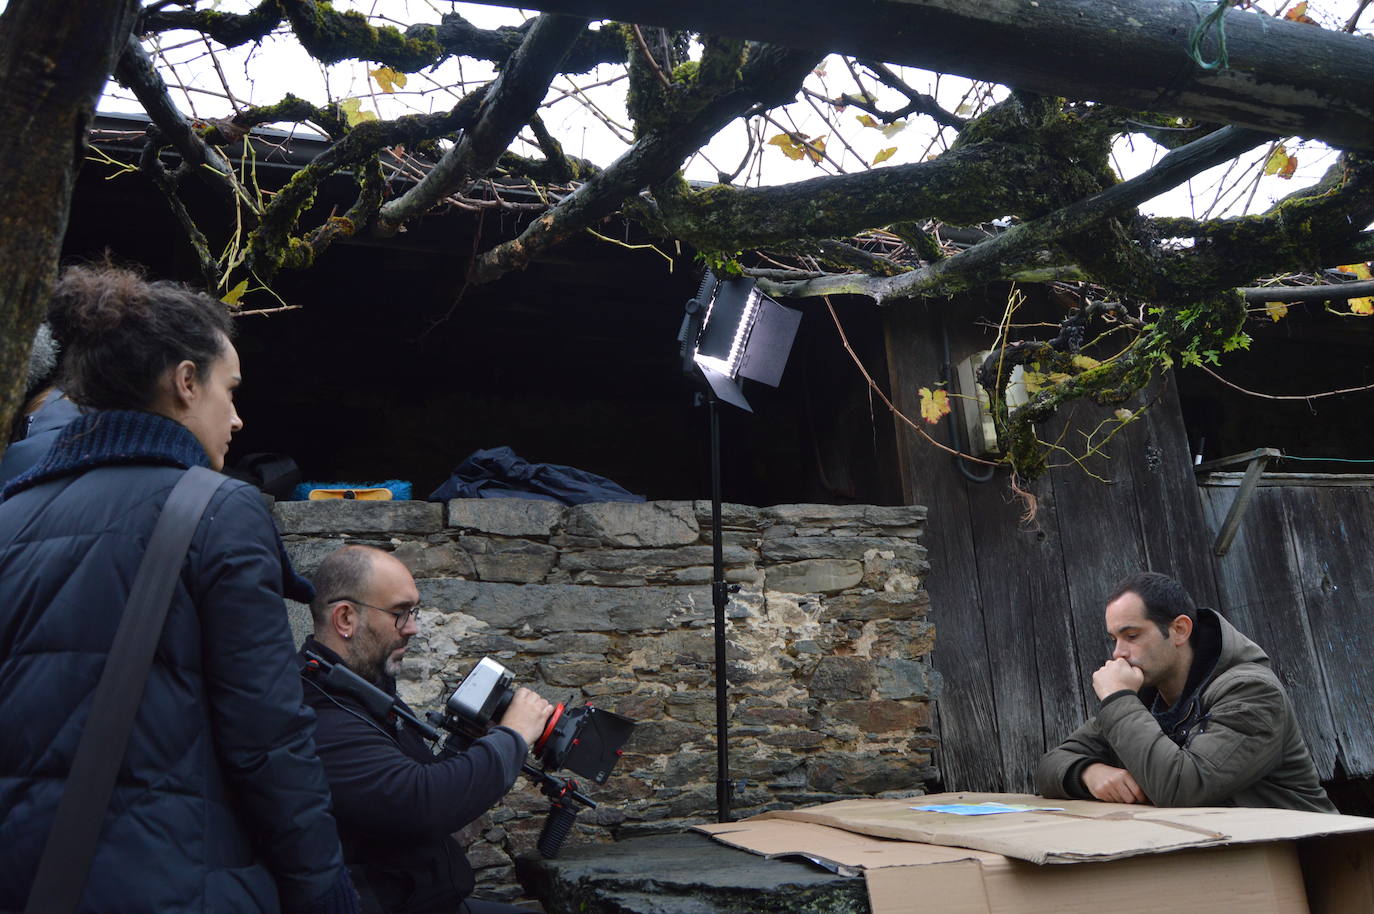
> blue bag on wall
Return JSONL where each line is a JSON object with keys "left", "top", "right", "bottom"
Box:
{"left": 427, "top": 447, "right": 644, "bottom": 505}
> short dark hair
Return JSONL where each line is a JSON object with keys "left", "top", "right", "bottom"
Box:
{"left": 48, "top": 262, "right": 234, "bottom": 410}
{"left": 309, "top": 545, "right": 383, "bottom": 630}
{"left": 1107, "top": 571, "right": 1196, "bottom": 636}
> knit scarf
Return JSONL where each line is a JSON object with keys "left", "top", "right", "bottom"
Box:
{"left": 2, "top": 409, "right": 208, "bottom": 500}
{"left": 0, "top": 409, "right": 315, "bottom": 603}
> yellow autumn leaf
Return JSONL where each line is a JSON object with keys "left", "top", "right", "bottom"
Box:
{"left": 1284, "top": 1, "right": 1316, "bottom": 23}
{"left": 339, "top": 97, "right": 377, "bottom": 127}
{"left": 804, "top": 135, "right": 826, "bottom": 164}
{"left": 1352, "top": 297, "right": 1374, "bottom": 316}
{"left": 856, "top": 114, "right": 879, "bottom": 129}
{"left": 1263, "top": 145, "right": 1290, "bottom": 176}
{"left": 873, "top": 146, "right": 897, "bottom": 165}
{"left": 1338, "top": 263, "right": 1374, "bottom": 280}
{"left": 918, "top": 387, "right": 951, "bottom": 424}
{"left": 1114, "top": 408, "right": 1134, "bottom": 421}
{"left": 767, "top": 133, "right": 805, "bottom": 161}
{"left": 1265, "top": 300, "right": 1289, "bottom": 321}
{"left": 1070, "top": 354, "right": 1101, "bottom": 371}
{"left": 1022, "top": 369, "right": 1047, "bottom": 394}
{"left": 369, "top": 66, "right": 408, "bottom": 94}
{"left": 954, "top": 102, "right": 974, "bottom": 117}
{"left": 880, "top": 120, "right": 907, "bottom": 139}
{"left": 221, "top": 279, "right": 249, "bottom": 306}
{"left": 1047, "top": 371, "right": 1071, "bottom": 385}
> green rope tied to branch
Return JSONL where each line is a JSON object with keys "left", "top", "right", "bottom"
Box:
{"left": 1187, "top": 0, "right": 1235, "bottom": 70}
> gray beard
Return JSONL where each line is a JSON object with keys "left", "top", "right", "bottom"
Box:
{"left": 350, "top": 626, "right": 402, "bottom": 693}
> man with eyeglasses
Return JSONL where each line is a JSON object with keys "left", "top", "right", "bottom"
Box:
{"left": 299, "top": 545, "right": 553, "bottom": 914}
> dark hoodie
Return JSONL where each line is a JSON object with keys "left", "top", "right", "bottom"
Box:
{"left": 1035, "top": 607, "right": 1335, "bottom": 812}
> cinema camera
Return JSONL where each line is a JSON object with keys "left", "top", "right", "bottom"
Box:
{"left": 428, "top": 658, "right": 636, "bottom": 857}
{"left": 300, "top": 652, "right": 635, "bottom": 858}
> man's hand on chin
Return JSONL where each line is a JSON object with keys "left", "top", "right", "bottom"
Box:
{"left": 1081, "top": 763, "right": 1148, "bottom": 804}
{"left": 1092, "top": 657, "right": 1144, "bottom": 700}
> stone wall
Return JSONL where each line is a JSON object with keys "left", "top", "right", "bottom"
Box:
{"left": 276, "top": 498, "right": 940, "bottom": 898}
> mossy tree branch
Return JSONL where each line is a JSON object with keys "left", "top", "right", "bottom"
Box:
{"left": 243, "top": 89, "right": 487, "bottom": 280}
{"left": 142, "top": 3, "right": 626, "bottom": 73}
{"left": 138, "top": 133, "right": 217, "bottom": 289}
{"left": 114, "top": 35, "right": 240, "bottom": 212}
{"left": 376, "top": 14, "right": 590, "bottom": 232}
{"left": 756, "top": 125, "right": 1271, "bottom": 303}
{"left": 469, "top": 41, "right": 821, "bottom": 285}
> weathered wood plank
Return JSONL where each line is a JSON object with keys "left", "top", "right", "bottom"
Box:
{"left": 1281, "top": 486, "right": 1374, "bottom": 779}
{"left": 965, "top": 467, "right": 1082, "bottom": 792}
{"left": 1202, "top": 487, "right": 1340, "bottom": 778}
{"left": 1044, "top": 399, "right": 1149, "bottom": 719}
{"left": 884, "top": 306, "right": 1003, "bottom": 791}
{"left": 1201, "top": 473, "right": 1374, "bottom": 487}
{"left": 1130, "top": 376, "right": 1220, "bottom": 607}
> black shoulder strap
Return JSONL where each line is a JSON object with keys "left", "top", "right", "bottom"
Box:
{"left": 25, "top": 466, "right": 228, "bottom": 914}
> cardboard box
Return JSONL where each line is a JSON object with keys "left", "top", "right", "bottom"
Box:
{"left": 694, "top": 792, "right": 1374, "bottom": 914}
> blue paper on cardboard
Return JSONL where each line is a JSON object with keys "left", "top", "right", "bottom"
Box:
{"left": 909, "top": 802, "right": 1064, "bottom": 816}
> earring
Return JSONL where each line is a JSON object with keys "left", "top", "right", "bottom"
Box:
{"left": 344, "top": 633, "right": 351, "bottom": 639}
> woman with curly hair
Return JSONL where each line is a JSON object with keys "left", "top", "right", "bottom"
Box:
{"left": 0, "top": 264, "right": 356, "bottom": 914}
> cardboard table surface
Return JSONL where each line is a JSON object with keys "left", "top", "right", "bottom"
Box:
{"left": 701, "top": 791, "right": 1374, "bottom": 864}
{"left": 693, "top": 793, "right": 1374, "bottom": 914}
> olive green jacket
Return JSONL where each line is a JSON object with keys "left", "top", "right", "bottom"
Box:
{"left": 1035, "top": 608, "right": 1335, "bottom": 812}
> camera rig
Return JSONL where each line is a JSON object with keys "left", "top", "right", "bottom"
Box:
{"left": 300, "top": 651, "right": 634, "bottom": 858}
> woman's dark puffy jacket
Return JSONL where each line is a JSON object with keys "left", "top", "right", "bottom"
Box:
{"left": 0, "top": 460, "right": 347, "bottom": 912}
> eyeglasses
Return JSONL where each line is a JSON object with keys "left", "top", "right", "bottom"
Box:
{"left": 331, "top": 597, "right": 420, "bottom": 630}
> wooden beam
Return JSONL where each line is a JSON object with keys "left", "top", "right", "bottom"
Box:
{"left": 465, "top": 0, "right": 1374, "bottom": 151}
{"left": 1198, "top": 448, "right": 1282, "bottom": 555}
{"left": 1195, "top": 447, "right": 1283, "bottom": 474}
{"left": 1241, "top": 280, "right": 1374, "bottom": 304}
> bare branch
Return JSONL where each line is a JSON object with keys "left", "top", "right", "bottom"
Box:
{"left": 114, "top": 35, "right": 239, "bottom": 210}
{"left": 858, "top": 60, "right": 966, "bottom": 131}
{"left": 376, "top": 14, "right": 590, "bottom": 232}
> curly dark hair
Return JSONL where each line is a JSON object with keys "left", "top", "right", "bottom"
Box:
{"left": 47, "top": 263, "right": 234, "bottom": 410}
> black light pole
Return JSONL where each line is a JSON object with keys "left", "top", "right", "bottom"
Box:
{"left": 708, "top": 391, "right": 732, "bottom": 822}
{"left": 678, "top": 271, "right": 800, "bottom": 824}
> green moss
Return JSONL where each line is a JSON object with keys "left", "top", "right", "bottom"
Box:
{"left": 697, "top": 249, "right": 744, "bottom": 277}
{"left": 187, "top": 2, "right": 281, "bottom": 48}
{"left": 625, "top": 33, "right": 746, "bottom": 137}
{"left": 671, "top": 60, "right": 699, "bottom": 84}
{"left": 286, "top": 0, "right": 442, "bottom": 70}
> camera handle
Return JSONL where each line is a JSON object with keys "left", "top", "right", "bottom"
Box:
{"left": 523, "top": 763, "right": 595, "bottom": 859}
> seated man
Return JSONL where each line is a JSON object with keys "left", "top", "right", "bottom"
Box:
{"left": 1035, "top": 571, "right": 1335, "bottom": 812}
{"left": 301, "top": 545, "right": 553, "bottom": 914}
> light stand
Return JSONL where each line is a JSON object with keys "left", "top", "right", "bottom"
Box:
{"left": 678, "top": 271, "right": 801, "bottom": 823}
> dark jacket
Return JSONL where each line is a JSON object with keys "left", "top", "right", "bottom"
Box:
{"left": 298, "top": 638, "right": 528, "bottom": 914}
{"left": 0, "top": 411, "right": 352, "bottom": 913}
{"left": 0, "top": 389, "right": 78, "bottom": 487}
{"left": 1036, "top": 607, "right": 1335, "bottom": 812}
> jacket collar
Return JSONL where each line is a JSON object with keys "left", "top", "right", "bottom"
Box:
{"left": 2, "top": 408, "right": 208, "bottom": 501}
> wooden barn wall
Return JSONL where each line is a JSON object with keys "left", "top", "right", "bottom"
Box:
{"left": 1200, "top": 479, "right": 1374, "bottom": 782}
{"left": 883, "top": 299, "right": 1218, "bottom": 793}
{"left": 886, "top": 298, "right": 1374, "bottom": 792}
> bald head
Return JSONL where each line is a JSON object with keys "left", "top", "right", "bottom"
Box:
{"left": 310, "top": 545, "right": 382, "bottom": 631}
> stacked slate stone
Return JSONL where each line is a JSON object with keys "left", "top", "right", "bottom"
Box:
{"left": 275, "top": 498, "right": 940, "bottom": 901}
